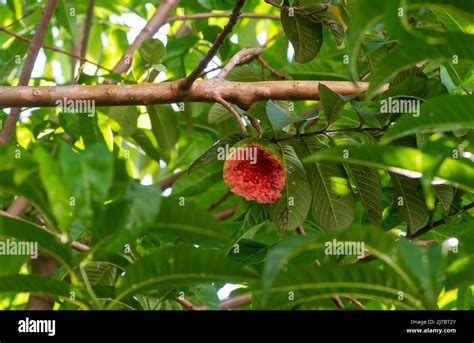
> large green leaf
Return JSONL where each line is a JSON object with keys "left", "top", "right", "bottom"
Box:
{"left": 263, "top": 264, "right": 423, "bottom": 309}
{"left": 302, "top": 139, "right": 355, "bottom": 231}
{"left": 58, "top": 143, "right": 113, "bottom": 227}
{"left": 114, "top": 245, "right": 257, "bottom": 303}
{"left": 268, "top": 145, "right": 312, "bottom": 230}
{"left": 345, "top": 164, "right": 382, "bottom": 227}
{"left": 0, "top": 275, "right": 85, "bottom": 306}
{"left": 383, "top": 95, "right": 474, "bottom": 142}
{"left": 149, "top": 198, "right": 231, "bottom": 245}
{"left": 147, "top": 105, "right": 180, "bottom": 150}
{"left": 304, "top": 144, "right": 474, "bottom": 192}
{"left": 188, "top": 134, "right": 244, "bottom": 173}
{"left": 281, "top": 0, "right": 323, "bottom": 63}
{"left": 139, "top": 38, "right": 166, "bottom": 65}
{"left": 0, "top": 215, "right": 76, "bottom": 269}
{"left": 318, "top": 82, "right": 346, "bottom": 125}
{"left": 390, "top": 173, "right": 430, "bottom": 234}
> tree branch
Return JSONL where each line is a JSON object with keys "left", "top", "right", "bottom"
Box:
{"left": 0, "top": 0, "right": 58, "bottom": 145}
{"left": 108, "top": 0, "right": 180, "bottom": 80}
{"left": 214, "top": 95, "right": 248, "bottom": 134}
{"left": 180, "top": 0, "right": 246, "bottom": 90}
{"left": 220, "top": 293, "right": 252, "bottom": 310}
{"left": 0, "top": 25, "right": 113, "bottom": 73}
{"left": 0, "top": 80, "right": 381, "bottom": 109}
{"left": 168, "top": 12, "right": 279, "bottom": 23}
{"left": 77, "top": 0, "right": 95, "bottom": 75}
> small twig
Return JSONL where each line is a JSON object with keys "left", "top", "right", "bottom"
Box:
{"left": 256, "top": 55, "right": 287, "bottom": 79}
{"left": 180, "top": 0, "right": 246, "bottom": 90}
{"left": 175, "top": 296, "right": 207, "bottom": 310}
{"left": 208, "top": 190, "right": 233, "bottom": 211}
{"left": 7, "top": 197, "right": 30, "bottom": 217}
{"left": 0, "top": 0, "right": 58, "bottom": 145}
{"left": 78, "top": 0, "right": 95, "bottom": 73}
{"left": 168, "top": 12, "right": 279, "bottom": 23}
{"left": 248, "top": 116, "right": 263, "bottom": 136}
{"left": 214, "top": 207, "right": 237, "bottom": 221}
{"left": 220, "top": 293, "right": 252, "bottom": 310}
{"left": 108, "top": 0, "right": 179, "bottom": 79}
{"left": 214, "top": 96, "right": 248, "bottom": 135}
{"left": 0, "top": 26, "right": 112, "bottom": 73}
{"left": 345, "top": 295, "right": 367, "bottom": 310}
{"left": 296, "top": 225, "right": 306, "bottom": 235}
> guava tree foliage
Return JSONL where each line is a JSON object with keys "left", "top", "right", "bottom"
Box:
{"left": 0, "top": 0, "right": 473, "bottom": 311}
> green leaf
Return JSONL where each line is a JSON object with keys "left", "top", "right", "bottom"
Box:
{"left": 126, "top": 181, "right": 161, "bottom": 230}
{"left": 445, "top": 255, "right": 474, "bottom": 290}
{"left": 109, "top": 106, "right": 138, "bottom": 136}
{"left": 33, "top": 148, "right": 72, "bottom": 232}
{"left": 304, "top": 144, "right": 474, "bottom": 192}
{"left": 147, "top": 105, "right": 180, "bottom": 150}
{"left": 368, "top": 32, "right": 474, "bottom": 97}
{"left": 383, "top": 95, "right": 474, "bottom": 142}
{"left": 0, "top": 215, "right": 76, "bottom": 269}
{"left": 56, "top": 0, "right": 77, "bottom": 36}
{"left": 268, "top": 144, "right": 312, "bottom": 230}
{"left": 149, "top": 198, "right": 231, "bottom": 245}
{"left": 263, "top": 264, "right": 423, "bottom": 309}
{"left": 398, "top": 239, "right": 445, "bottom": 308}
{"left": 265, "top": 100, "right": 299, "bottom": 132}
{"left": 390, "top": 173, "right": 430, "bottom": 234}
{"left": 345, "top": 164, "right": 382, "bottom": 227}
{"left": 139, "top": 38, "right": 166, "bottom": 65}
{"left": 318, "top": 83, "right": 346, "bottom": 125}
{"left": 130, "top": 129, "right": 161, "bottom": 162}
{"left": 301, "top": 138, "right": 355, "bottom": 231}
{"left": 281, "top": 0, "right": 323, "bottom": 63}
{"left": 0, "top": 275, "right": 75, "bottom": 298}
{"left": 434, "top": 184, "right": 454, "bottom": 212}
{"left": 188, "top": 134, "right": 244, "bottom": 173}
{"left": 58, "top": 143, "right": 113, "bottom": 226}
{"left": 225, "top": 65, "right": 262, "bottom": 82}
{"left": 114, "top": 245, "right": 257, "bottom": 303}
{"left": 208, "top": 103, "right": 245, "bottom": 123}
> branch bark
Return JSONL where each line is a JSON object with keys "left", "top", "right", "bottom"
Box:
{"left": 0, "top": 80, "right": 382, "bottom": 109}
{"left": 0, "top": 0, "right": 58, "bottom": 145}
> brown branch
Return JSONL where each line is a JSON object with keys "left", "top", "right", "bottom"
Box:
{"left": 180, "top": 0, "right": 246, "bottom": 90}
{"left": 0, "top": 25, "right": 113, "bottom": 73}
{"left": 216, "top": 47, "right": 263, "bottom": 79}
{"left": 0, "top": 80, "right": 382, "bottom": 109}
{"left": 346, "top": 295, "right": 367, "bottom": 310}
{"left": 168, "top": 12, "right": 279, "bottom": 23}
{"left": 256, "top": 55, "right": 287, "bottom": 79}
{"left": 215, "top": 31, "right": 282, "bottom": 80}
{"left": 7, "top": 197, "right": 30, "bottom": 217}
{"left": 175, "top": 296, "right": 207, "bottom": 310}
{"left": 108, "top": 0, "right": 180, "bottom": 80}
{"left": 208, "top": 190, "right": 233, "bottom": 211}
{"left": 78, "top": 0, "right": 95, "bottom": 72}
{"left": 215, "top": 207, "right": 237, "bottom": 221}
{"left": 0, "top": 0, "right": 58, "bottom": 145}
{"left": 214, "top": 95, "right": 248, "bottom": 135}
{"left": 220, "top": 293, "right": 252, "bottom": 310}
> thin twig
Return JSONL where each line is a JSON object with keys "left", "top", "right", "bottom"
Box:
{"left": 208, "top": 190, "right": 233, "bottom": 211}
{"left": 180, "top": 0, "right": 246, "bottom": 90}
{"left": 214, "top": 207, "right": 237, "bottom": 221}
{"left": 168, "top": 12, "right": 279, "bottom": 23}
{"left": 220, "top": 293, "right": 252, "bottom": 310}
{"left": 108, "top": 0, "right": 180, "bottom": 79}
{"left": 0, "top": 25, "right": 113, "bottom": 73}
{"left": 0, "top": 0, "right": 58, "bottom": 145}
{"left": 214, "top": 96, "right": 248, "bottom": 135}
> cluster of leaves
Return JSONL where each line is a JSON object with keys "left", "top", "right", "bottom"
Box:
{"left": 0, "top": 0, "right": 473, "bottom": 310}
